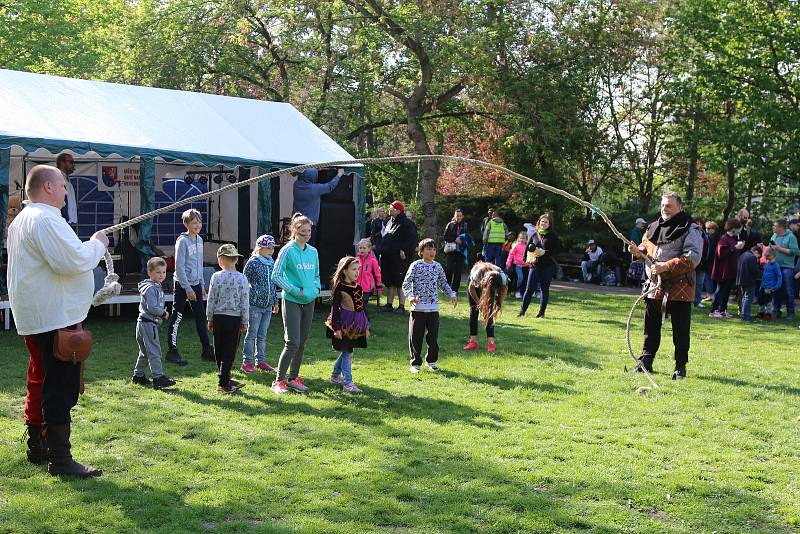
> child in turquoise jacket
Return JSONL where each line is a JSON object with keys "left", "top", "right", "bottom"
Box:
{"left": 270, "top": 214, "right": 321, "bottom": 394}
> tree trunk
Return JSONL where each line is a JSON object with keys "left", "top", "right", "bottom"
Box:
{"left": 722, "top": 101, "right": 736, "bottom": 222}
{"left": 686, "top": 112, "right": 699, "bottom": 203}
{"left": 405, "top": 113, "right": 438, "bottom": 239}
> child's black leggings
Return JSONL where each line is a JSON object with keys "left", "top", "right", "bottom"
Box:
{"left": 212, "top": 314, "right": 241, "bottom": 387}
{"left": 468, "top": 288, "right": 494, "bottom": 337}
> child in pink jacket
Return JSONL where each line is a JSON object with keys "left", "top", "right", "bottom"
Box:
{"left": 505, "top": 231, "right": 528, "bottom": 298}
{"left": 356, "top": 238, "right": 383, "bottom": 307}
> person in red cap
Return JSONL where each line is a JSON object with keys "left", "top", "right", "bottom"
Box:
{"left": 378, "top": 200, "right": 418, "bottom": 314}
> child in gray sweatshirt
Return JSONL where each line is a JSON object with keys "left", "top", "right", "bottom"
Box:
{"left": 133, "top": 257, "right": 176, "bottom": 389}
{"left": 166, "top": 208, "right": 214, "bottom": 365}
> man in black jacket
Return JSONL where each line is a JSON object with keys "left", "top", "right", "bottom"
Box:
{"left": 379, "top": 200, "right": 417, "bottom": 314}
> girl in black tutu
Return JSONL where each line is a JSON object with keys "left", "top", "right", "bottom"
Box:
{"left": 326, "top": 256, "right": 370, "bottom": 393}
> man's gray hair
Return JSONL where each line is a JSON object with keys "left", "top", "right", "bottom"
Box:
{"left": 661, "top": 191, "right": 683, "bottom": 206}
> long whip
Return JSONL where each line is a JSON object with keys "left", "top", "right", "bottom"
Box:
{"left": 91, "top": 154, "right": 659, "bottom": 387}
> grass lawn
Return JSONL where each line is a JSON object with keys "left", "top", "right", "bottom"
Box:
{"left": 0, "top": 288, "right": 798, "bottom": 533}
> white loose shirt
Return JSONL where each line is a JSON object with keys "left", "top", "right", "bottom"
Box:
{"left": 64, "top": 177, "right": 78, "bottom": 224}
{"left": 8, "top": 202, "right": 106, "bottom": 335}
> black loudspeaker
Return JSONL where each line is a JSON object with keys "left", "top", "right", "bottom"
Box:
{"left": 317, "top": 201, "right": 356, "bottom": 288}
{"left": 320, "top": 172, "right": 354, "bottom": 203}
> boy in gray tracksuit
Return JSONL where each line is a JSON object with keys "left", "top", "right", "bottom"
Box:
{"left": 133, "top": 257, "right": 176, "bottom": 390}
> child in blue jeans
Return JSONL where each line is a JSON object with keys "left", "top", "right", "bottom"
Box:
{"left": 241, "top": 235, "right": 279, "bottom": 373}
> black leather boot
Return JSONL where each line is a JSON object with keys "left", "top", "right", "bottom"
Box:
{"left": 45, "top": 424, "right": 102, "bottom": 478}
{"left": 25, "top": 424, "right": 48, "bottom": 464}
{"left": 634, "top": 356, "right": 654, "bottom": 374}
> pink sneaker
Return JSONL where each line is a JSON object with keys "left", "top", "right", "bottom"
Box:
{"left": 463, "top": 340, "right": 479, "bottom": 351}
{"left": 271, "top": 379, "right": 288, "bottom": 394}
{"left": 487, "top": 341, "right": 496, "bottom": 353}
{"left": 287, "top": 377, "right": 309, "bottom": 393}
{"left": 256, "top": 361, "right": 275, "bottom": 373}
{"left": 240, "top": 362, "right": 256, "bottom": 373}
{"left": 343, "top": 382, "right": 362, "bottom": 393}
{"left": 708, "top": 311, "right": 723, "bottom": 318}
{"left": 329, "top": 375, "right": 345, "bottom": 385}
{"left": 721, "top": 311, "right": 733, "bottom": 318}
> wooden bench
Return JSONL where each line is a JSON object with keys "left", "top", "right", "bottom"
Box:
{"left": 554, "top": 252, "right": 584, "bottom": 281}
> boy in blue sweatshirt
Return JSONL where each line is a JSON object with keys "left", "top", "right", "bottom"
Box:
{"left": 402, "top": 238, "right": 458, "bottom": 373}
{"left": 166, "top": 209, "right": 214, "bottom": 365}
{"left": 759, "top": 248, "right": 782, "bottom": 320}
{"left": 270, "top": 214, "right": 321, "bottom": 394}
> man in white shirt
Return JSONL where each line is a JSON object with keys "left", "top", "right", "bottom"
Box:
{"left": 581, "top": 239, "right": 604, "bottom": 282}
{"left": 8, "top": 164, "right": 108, "bottom": 478}
{"left": 55, "top": 153, "right": 78, "bottom": 227}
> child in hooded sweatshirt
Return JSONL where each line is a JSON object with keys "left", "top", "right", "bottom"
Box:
{"left": 355, "top": 238, "right": 382, "bottom": 310}
{"left": 759, "top": 247, "right": 782, "bottom": 320}
{"left": 132, "top": 257, "right": 176, "bottom": 390}
{"left": 505, "top": 230, "right": 528, "bottom": 299}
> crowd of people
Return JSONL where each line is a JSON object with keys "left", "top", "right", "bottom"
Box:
{"left": 9, "top": 163, "right": 795, "bottom": 479}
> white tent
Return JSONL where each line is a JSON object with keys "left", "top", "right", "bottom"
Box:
{"left": 0, "top": 69, "right": 364, "bottom": 265}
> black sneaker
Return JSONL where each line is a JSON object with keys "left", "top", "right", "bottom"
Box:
{"left": 166, "top": 348, "right": 188, "bottom": 366}
{"left": 380, "top": 304, "right": 393, "bottom": 313}
{"left": 229, "top": 379, "right": 245, "bottom": 391}
{"left": 152, "top": 375, "right": 176, "bottom": 389}
{"left": 394, "top": 305, "right": 406, "bottom": 315}
{"left": 672, "top": 366, "right": 687, "bottom": 380}
{"left": 132, "top": 375, "right": 151, "bottom": 386}
{"left": 201, "top": 346, "right": 216, "bottom": 361}
{"left": 217, "top": 384, "right": 237, "bottom": 394}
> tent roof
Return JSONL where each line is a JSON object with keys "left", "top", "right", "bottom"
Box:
{"left": 0, "top": 69, "right": 358, "bottom": 169}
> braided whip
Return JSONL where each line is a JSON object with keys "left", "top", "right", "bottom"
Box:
{"left": 93, "top": 154, "right": 659, "bottom": 387}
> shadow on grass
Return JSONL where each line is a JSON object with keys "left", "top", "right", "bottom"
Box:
{"left": 438, "top": 368, "right": 573, "bottom": 395}
{"left": 695, "top": 373, "right": 800, "bottom": 397}
{"left": 167, "top": 381, "right": 502, "bottom": 430}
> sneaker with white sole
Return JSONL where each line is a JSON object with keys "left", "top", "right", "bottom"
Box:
{"left": 256, "top": 361, "right": 275, "bottom": 373}
{"left": 271, "top": 379, "right": 289, "bottom": 394}
{"left": 329, "top": 376, "right": 345, "bottom": 385}
{"left": 240, "top": 362, "right": 256, "bottom": 373}
{"left": 343, "top": 382, "right": 362, "bottom": 393}
{"left": 425, "top": 362, "right": 439, "bottom": 371}
{"left": 409, "top": 365, "right": 421, "bottom": 374}
{"left": 515, "top": 291, "right": 522, "bottom": 299}
{"left": 286, "top": 377, "right": 309, "bottom": 392}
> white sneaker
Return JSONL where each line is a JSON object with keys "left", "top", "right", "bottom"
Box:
{"left": 409, "top": 365, "right": 421, "bottom": 374}
{"left": 515, "top": 292, "right": 522, "bottom": 299}
{"left": 694, "top": 302, "right": 705, "bottom": 309}
{"left": 425, "top": 362, "right": 439, "bottom": 371}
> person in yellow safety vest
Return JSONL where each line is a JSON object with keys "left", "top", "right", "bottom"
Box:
{"left": 482, "top": 209, "right": 509, "bottom": 267}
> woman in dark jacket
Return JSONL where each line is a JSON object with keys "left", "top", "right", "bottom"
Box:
{"left": 710, "top": 219, "right": 743, "bottom": 318}
{"left": 518, "top": 214, "right": 561, "bottom": 318}
{"left": 442, "top": 209, "right": 469, "bottom": 292}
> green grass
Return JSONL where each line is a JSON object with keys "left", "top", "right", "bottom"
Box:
{"left": 1, "top": 289, "right": 798, "bottom": 533}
